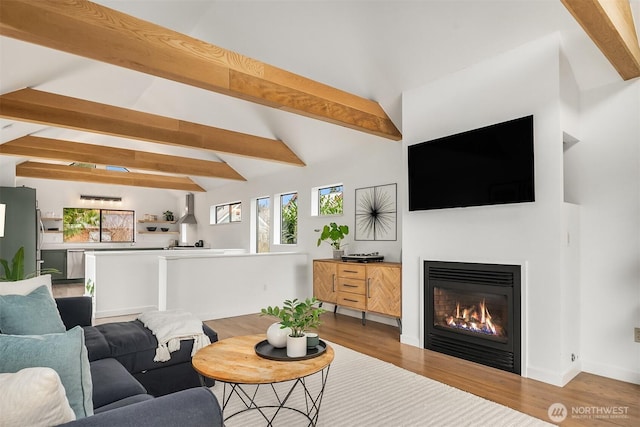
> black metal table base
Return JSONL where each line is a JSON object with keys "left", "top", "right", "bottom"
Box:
{"left": 215, "top": 365, "right": 330, "bottom": 426}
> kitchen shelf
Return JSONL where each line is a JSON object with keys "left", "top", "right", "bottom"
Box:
{"left": 138, "top": 220, "right": 176, "bottom": 224}
{"left": 138, "top": 231, "right": 179, "bottom": 234}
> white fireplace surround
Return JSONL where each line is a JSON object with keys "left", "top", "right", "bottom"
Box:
{"left": 400, "top": 35, "right": 593, "bottom": 387}
{"left": 417, "top": 257, "right": 529, "bottom": 378}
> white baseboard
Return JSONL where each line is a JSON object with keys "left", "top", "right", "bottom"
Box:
{"left": 400, "top": 335, "right": 420, "bottom": 347}
{"left": 195, "top": 309, "right": 259, "bottom": 322}
{"left": 561, "top": 364, "right": 582, "bottom": 386}
{"left": 582, "top": 360, "right": 640, "bottom": 385}
{"left": 95, "top": 305, "right": 157, "bottom": 319}
{"left": 526, "top": 364, "right": 585, "bottom": 387}
{"left": 526, "top": 365, "right": 566, "bottom": 387}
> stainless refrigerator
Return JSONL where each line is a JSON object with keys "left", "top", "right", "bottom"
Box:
{"left": 0, "top": 186, "right": 42, "bottom": 277}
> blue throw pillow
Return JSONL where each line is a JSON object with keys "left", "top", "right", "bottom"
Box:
{"left": 0, "top": 326, "right": 94, "bottom": 419}
{"left": 0, "top": 285, "right": 66, "bottom": 334}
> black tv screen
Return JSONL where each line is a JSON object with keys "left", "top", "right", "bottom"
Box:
{"left": 408, "top": 115, "right": 534, "bottom": 211}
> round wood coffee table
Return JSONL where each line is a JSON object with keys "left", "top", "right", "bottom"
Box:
{"left": 192, "top": 334, "right": 334, "bottom": 426}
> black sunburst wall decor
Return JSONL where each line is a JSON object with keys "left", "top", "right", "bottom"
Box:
{"left": 355, "top": 183, "right": 397, "bottom": 241}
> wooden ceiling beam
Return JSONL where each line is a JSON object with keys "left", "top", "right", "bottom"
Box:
{"left": 16, "top": 161, "right": 206, "bottom": 192}
{"left": 0, "top": 135, "right": 246, "bottom": 181}
{"left": 0, "top": 0, "right": 401, "bottom": 140}
{"left": 0, "top": 88, "right": 304, "bottom": 166}
{"left": 562, "top": 0, "right": 640, "bottom": 80}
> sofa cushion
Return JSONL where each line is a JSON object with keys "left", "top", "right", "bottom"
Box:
{"left": 58, "top": 388, "right": 223, "bottom": 427}
{"left": 0, "top": 274, "right": 52, "bottom": 296}
{"left": 56, "top": 296, "right": 93, "bottom": 329}
{"left": 0, "top": 326, "right": 93, "bottom": 419}
{"left": 0, "top": 367, "right": 76, "bottom": 426}
{"left": 83, "top": 326, "right": 112, "bottom": 362}
{"left": 0, "top": 285, "right": 66, "bottom": 335}
{"left": 93, "top": 393, "right": 154, "bottom": 414}
{"left": 90, "top": 358, "right": 147, "bottom": 409}
{"left": 95, "top": 320, "right": 214, "bottom": 373}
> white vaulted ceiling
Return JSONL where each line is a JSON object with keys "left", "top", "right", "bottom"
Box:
{"left": 0, "top": 0, "right": 638, "bottom": 192}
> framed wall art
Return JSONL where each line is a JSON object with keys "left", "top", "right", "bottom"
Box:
{"left": 354, "top": 183, "right": 397, "bottom": 241}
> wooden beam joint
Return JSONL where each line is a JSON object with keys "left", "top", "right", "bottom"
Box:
{"left": 562, "top": 0, "right": 640, "bottom": 80}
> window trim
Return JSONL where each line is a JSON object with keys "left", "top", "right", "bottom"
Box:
{"left": 251, "top": 196, "right": 271, "bottom": 253}
{"left": 210, "top": 201, "right": 242, "bottom": 225}
{"left": 311, "top": 183, "right": 344, "bottom": 217}
{"left": 274, "top": 191, "right": 298, "bottom": 246}
{"left": 63, "top": 208, "right": 135, "bottom": 243}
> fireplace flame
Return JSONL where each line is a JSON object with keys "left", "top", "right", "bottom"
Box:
{"left": 443, "top": 298, "right": 502, "bottom": 337}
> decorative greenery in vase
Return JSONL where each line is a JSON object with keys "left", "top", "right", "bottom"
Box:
{"left": 85, "top": 278, "right": 95, "bottom": 297}
{"left": 163, "top": 210, "right": 174, "bottom": 221}
{"left": 261, "top": 297, "right": 325, "bottom": 337}
{"left": 316, "top": 222, "right": 349, "bottom": 250}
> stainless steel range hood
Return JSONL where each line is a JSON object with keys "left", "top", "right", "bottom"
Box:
{"left": 177, "top": 193, "right": 197, "bottom": 224}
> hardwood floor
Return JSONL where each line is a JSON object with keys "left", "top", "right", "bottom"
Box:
{"left": 205, "top": 313, "right": 639, "bottom": 426}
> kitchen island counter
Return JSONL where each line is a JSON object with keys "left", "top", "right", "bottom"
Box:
{"left": 85, "top": 249, "right": 305, "bottom": 320}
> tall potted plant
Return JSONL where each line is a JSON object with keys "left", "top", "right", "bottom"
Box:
{"left": 261, "top": 297, "right": 325, "bottom": 357}
{"left": 0, "top": 246, "right": 59, "bottom": 281}
{"left": 316, "top": 222, "right": 349, "bottom": 259}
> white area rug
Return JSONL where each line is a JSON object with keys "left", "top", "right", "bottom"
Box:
{"left": 211, "top": 342, "right": 553, "bottom": 426}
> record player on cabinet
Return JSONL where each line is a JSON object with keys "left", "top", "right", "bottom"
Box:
{"left": 341, "top": 252, "right": 384, "bottom": 263}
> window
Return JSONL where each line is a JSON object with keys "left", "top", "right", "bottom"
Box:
{"left": 312, "top": 184, "right": 344, "bottom": 216}
{"left": 210, "top": 202, "right": 242, "bottom": 224}
{"left": 63, "top": 208, "right": 134, "bottom": 243}
{"left": 278, "top": 192, "right": 298, "bottom": 245}
{"left": 216, "top": 205, "right": 229, "bottom": 224}
{"left": 256, "top": 197, "right": 270, "bottom": 253}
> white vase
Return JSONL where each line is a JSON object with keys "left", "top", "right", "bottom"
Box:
{"left": 332, "top": 249, "right": 344, "bottom": 260}
{"left": 286, "top": 334, "right": 308, "bottom": 358}
{"left": 266, "top": 322, "right": 291, "bottom": 348}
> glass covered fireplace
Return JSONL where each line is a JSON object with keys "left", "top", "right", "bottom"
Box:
{"left": 424, "top": 261, "right": 521, "bottom": 374}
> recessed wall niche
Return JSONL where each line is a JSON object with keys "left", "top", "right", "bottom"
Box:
{"left": 563, "top": 131, "right": 580, "bottom": 204}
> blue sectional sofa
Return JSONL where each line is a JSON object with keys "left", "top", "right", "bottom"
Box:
{"left": 57, "top": 296, "right": 217, "bottom": 397}
{"left": 0, "top": 276, "right": 222, "bottom": 426}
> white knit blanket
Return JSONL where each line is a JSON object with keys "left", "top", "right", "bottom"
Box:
{"left": 137, "top": 310, "right": 211, "bottom": 362}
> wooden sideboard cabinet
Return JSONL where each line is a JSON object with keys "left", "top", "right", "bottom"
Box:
{"left": 312, "top": 259, "right": 402, "bottom": 331}
{"left": 313, "top": 260, "right": 338, "bottom": 304}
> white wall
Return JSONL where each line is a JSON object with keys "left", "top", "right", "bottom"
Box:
{"left": 160, "top": 252, "right": 309, "bottom": 321}
{"left": 565, "top": 80, "right": 640, "bottom": 384}
{"left": 15, "top": 177, "right": 187, "bottom": 249}
{"left": 402, "top": 33, "right": 640, "bottom": 386}
{"left": 193, "top": 144, "right": 403, "bottom": 262}
{"left": 86, "top": 250, "right": 161, "bottom": 318}
{"left": 191, "top": 138, "right": 404, "bottom": 325}
{"left": 402, "top": 35, "right": 576, "bottom": 385}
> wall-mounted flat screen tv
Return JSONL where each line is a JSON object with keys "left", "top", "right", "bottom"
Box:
{"left": 408, "top": 115, "right": 534, "bottom": 211}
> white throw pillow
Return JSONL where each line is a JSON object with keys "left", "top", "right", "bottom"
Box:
{"left": 0, "top": 367, "right": 76, "bottom": 427}
{"left": 0, "top": 274, "right": 52, "bottom": 296}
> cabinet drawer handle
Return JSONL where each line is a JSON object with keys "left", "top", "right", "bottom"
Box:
{"left": 343, "top": 284, "right": 358, "bottom": 288}
{"left": 332, "top": 274, "right": 336, "bottom": 292}
{"left": 343, "top": 270, "right": 359, "bottom": 273}
{"left": 367, "top": 278, "right": 371, "bottom": 298}
{"left": 343, "top": 298, "right": 359, "bottom": 303}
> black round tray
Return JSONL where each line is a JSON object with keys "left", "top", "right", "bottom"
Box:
{"left": 255, "top": 339, "right": 327, "bottom": 361}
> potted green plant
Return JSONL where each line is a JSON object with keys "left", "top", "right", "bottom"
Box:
{"left": 261, "top": 297, "right": 325, "bottom": 357}
{"left": 316, "top": 222, "right": 349, "bottom": 259}
{"left": 0, "top": 246, "right": 60, "bottom": 281}
{"left": 163, "top": 210, "right": 174, "bottom": 221}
